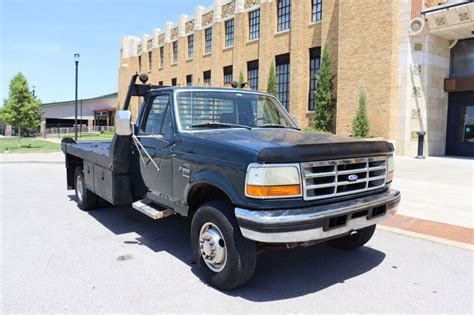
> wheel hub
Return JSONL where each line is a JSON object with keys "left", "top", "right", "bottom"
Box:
{"left": 199, "top": 222, "right": 227, "bottom": 272}
{"left": 76, "top": 175, "right": 84, "bottom": 202}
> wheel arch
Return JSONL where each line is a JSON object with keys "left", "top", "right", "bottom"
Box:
{"left": 186, "top": 182, "right": 234, "bottom": 219}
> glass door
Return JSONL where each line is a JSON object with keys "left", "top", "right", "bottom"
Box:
{"left": 446, "top": 92, "right": 474, "bottom": 157}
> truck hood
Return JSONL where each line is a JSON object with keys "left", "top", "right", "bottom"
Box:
{"left": 193, "top": 128, "right": 393, "bottom": 163}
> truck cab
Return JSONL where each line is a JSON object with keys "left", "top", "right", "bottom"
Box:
{"left": 62, "top": 74, "right": 400, "bottom": 290}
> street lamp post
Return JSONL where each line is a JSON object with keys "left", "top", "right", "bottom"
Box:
{"left": 74, "top": 53, "right": 80, "bottom": 141}
{"left": 32, "top": 85, "right": 36, "bottom": 97}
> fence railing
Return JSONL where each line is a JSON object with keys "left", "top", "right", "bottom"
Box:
{"left": 44, "top": 126, "right": 114, "bottom": 137}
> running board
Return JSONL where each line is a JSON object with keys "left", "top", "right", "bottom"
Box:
{"left": 132, "top": 199, "right": 174, "bottom": 220}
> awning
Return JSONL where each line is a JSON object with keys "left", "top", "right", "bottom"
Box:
{"left": 422, "top": 1, "right": 474, "bottom": 40}
{"left": 93, "top": 107, "right": 116, "bottom": 113}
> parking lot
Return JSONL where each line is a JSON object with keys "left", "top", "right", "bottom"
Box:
{"left": 1, "top": 163, "right": 473, "bottom": 313}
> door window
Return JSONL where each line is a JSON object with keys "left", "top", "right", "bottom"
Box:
{"left": 461, "top": 105, "right": 474, "bottom": 143}
{"left": 142, "top": 94, "right": 171, "bottom": 135}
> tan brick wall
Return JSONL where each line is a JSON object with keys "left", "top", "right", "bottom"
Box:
{"left": 335, "top": 0, "right": 399, "bottom": 139}
{"left": 118, "top": 0, "right": 403, "bottom": 139}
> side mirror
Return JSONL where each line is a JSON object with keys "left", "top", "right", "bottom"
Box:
{"left": 115, "top": 110, "right": 132, "bottom": 136}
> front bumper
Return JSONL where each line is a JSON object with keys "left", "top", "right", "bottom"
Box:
{"left": 235, "top": 189, "right": 400, "bottom": 243}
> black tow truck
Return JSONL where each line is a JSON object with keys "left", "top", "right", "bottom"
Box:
{"left": 62, "top": 74, "right": 400, "bottom": 290}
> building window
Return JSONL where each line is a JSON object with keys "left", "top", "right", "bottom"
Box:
{"left": 159, "top": 47, "right": 164, "bottom": 68}
{"left": 187, "top": 35, "right": 194, "bottom": 59}
{"left": 276, "top": 54, "right": 290, "bottom": 110}
{"left": 312, "top": 0, "right": 322, "bottom": 22}
{"left": 138, "top": 55, "right": 142, "bottom": 73}
{"left": 308, "top": 47, "right": 321, "bottom": 111}
{"left": 247, "top": 60, "right": 259, "bottom": 90}
{"left": 159, "top": 81, "right": 164, "bottom": 86}
{"left": 205, "top": 27, "right": 212, "bottom": 54}
{"left": 203, "top": 70, "right": 211, "bottom": 85}
{"left": 223, "top": 66, "right": 233, "bottom": 85}
{"left": 277, "top": 0, "right": 291, "bottom": 32}
{"left": 172, "top": 41, "right": 178, "bottom": 64}
{"left": 225, "top": 19, "right": 234, "bottom": 48}
{"left": 148, "top": 51, "right": 152, "bottom": 70}
{"left": 186, "top": 74, "right": 193, "bottom": 86}
{"left": 171, "top": 78, "right": 177, "bottom": 86}
{"left": 249, "top": 9, "right": 260, "bottom": 40}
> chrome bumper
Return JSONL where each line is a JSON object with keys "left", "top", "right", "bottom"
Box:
{"left": 235, "top": 189, "right": 400, "bottom": 243}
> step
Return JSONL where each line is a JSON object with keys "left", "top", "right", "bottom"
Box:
{"left": 132, "top": 199, "right": 174, "bottom": 220}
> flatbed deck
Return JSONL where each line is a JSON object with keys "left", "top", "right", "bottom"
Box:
{"left": 62, "top": 141, "right": 112, "bottom": 168}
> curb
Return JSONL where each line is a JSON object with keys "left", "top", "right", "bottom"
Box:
{"left": 0, "top": 161, "right": 64, "bottom": 164}
{"left": 378, "top": 225, "right": 473, "bottom": 251}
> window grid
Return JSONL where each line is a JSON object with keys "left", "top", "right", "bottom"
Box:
{"left": 203, "top": 70, "right": 211, "bottom": 85}
{"left": 205, "top": 28, "right": 212, "bottom": 54}
{"left": 225, "top": 19, "right": 234, "bottom": 47}
{"left": 148, "top": 51, "right": 152, "bottom": 70}
{"left": 223, "top": 66, "right": 233, "bottom": 85}
{"left": 277, "top": 0, "right": 291, "bottom": 32}
{"left": 187, "top": 35, "right": 194, "bottom": 59}
{"left": 171, "top": 78, "right": 177, "bottom": 86}
{"left": 249, "top": 9, "right": 260, "bottom": 40}
{"left": 312, "top": 0, "right": 322, "bottom": 22}
{"left": 186, "top": 74, "right": 193, "bottom": 86}
{"left": 172, "top": 41, "right": 178, "bottom": 64}
{"left": 308, "top": 48, "right": 321, "bottom": 111}
{"left": 276, "top": 57, "right": 290, "bottom": 110}
{"left": 159, "top": 47, "right": 164, "bottom": 68}
{"left": 247, "top": 61, "right": 259, "bottom": 90}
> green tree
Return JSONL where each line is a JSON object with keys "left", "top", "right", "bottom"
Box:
{"left": 267, "top": 62, "right": 277, "bottom": 97}
{"left": 314, "top": 45, "right": 335, "bottom": 132}
{"left": 0, "top": 73, "right": 41, "bottom": 147}
{"left": 238, "top": 71, "right": 245, "bottom": 88}
{"left": 352, "top": 86, "right": 370, "bottom": 138}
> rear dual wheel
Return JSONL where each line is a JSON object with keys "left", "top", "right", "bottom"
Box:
{"left": 74, "top": 167, "right": 98, "bottom": 211}
{"left": 191, "top": 201, "right": 257, "bottom": 290}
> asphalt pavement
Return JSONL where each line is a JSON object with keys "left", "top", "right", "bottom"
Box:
{"left": 1, "top": 163, "right": 473, "bottom": 313}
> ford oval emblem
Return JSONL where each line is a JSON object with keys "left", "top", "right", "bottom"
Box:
{"left": 348, "top": 174, "right": 359, "bottom": 182}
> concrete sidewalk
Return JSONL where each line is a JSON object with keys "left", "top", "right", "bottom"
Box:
{"left": 0, "top": 152, "right": 64, "bottom": 163}
{"left": 392, "top": 156, "right": 473, "bottom": 228}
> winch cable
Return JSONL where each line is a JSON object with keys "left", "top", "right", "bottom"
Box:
{"left": 131, "top": 126, "right": 160, "bottom": 172}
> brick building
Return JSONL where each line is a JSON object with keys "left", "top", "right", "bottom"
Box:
{"left": 118, "top": 0, "right": 474, "bottom": 157}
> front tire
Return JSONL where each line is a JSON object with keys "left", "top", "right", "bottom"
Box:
{"left": 328, "top": 225, "right": 376, "bottom": 250}
{"left": 191, "top": 201, "right": 256, "bottom": 290}
{"left": 74, "top": 167, "right": 98, "bottom": 211}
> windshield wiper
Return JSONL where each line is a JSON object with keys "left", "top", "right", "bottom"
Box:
{"left": 190, "top": 122, "right": 252, "bottom": 130}
{"left": 258, "top": 124, "right": 300, "bottom": 130}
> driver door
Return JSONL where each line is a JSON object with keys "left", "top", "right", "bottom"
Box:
{"left": 137, "top": 93, "right": 175, "bottom": 208}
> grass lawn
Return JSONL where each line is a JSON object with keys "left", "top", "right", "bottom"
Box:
{"left": 77, "top": 132, "right": 114, "bottom": 141}
{"left": 0, "top": 138, "right": 60, "bottom": 153}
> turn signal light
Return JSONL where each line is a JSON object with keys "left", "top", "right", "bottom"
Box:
{"left": 246, "top": 184, "right": 301, "bottom": 198}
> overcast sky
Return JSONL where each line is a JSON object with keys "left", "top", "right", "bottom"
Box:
{"left": 1, "top": 0, "right": 213, "bottom": 104}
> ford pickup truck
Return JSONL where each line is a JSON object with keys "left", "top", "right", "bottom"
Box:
{"left": 62, "top": 74, "right": 400, "bottom": 290}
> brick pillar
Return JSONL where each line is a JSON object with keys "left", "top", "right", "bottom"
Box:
{"left": 289, "top": 0, "right": 307, "bottom": 123}
{"left": 258, "top": 0, "right": 275, "bottom": 92}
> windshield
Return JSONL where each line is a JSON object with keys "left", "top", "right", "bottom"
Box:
{"left": 175, "top": 90, "right": 298, "bottom": 131}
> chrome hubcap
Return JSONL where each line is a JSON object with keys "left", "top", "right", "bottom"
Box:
{"left": 199, "top": 222, "right": 227, "bottom": 272}
{"left": 76, "top": 175, "right": 84, "bottom": 203}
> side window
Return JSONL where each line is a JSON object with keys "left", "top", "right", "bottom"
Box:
{"left": 160, "top": 106, "right": 173, "bottom": 137}
{"left": 142, "top": 94, "right": 170, "bottom": 135}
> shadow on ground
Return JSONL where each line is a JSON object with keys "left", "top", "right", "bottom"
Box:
{"left": 80, "top": 199, "right": 386, "bottom": 301}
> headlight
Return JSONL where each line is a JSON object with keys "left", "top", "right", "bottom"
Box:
{"left": 387, "top": 155, "right": 395, "bottom": 183}
{"left": 245, "top": 163, "right": 302, "bottom": 199}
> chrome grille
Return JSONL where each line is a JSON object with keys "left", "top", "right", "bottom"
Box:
{"left": 301, "top": 156, "right": 388, "bottom": 201}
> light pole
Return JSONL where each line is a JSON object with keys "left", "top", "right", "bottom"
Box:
{"left": 74, "top": 53, "right": 80, "bottom": 141}
{"left": 32, "top": 85, "right": 36, "bottom": 97}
